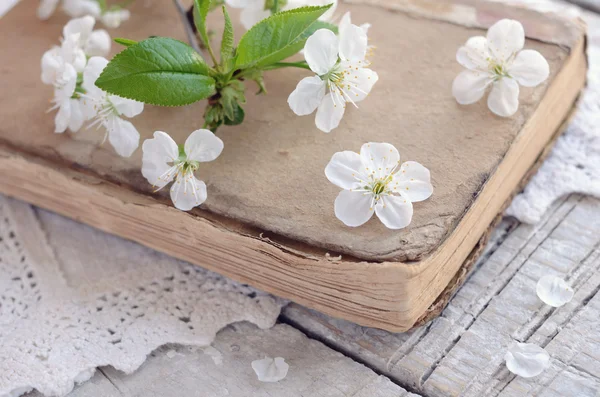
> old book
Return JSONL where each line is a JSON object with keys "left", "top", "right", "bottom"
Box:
{"left": 0, "top": 0, "right": 587, "bottom": 331}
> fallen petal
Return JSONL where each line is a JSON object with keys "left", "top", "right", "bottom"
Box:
{"left": 536, "top": 275, "right": 574, "bottom": 307}
{"left": 505, "top": 342, "right": 550, "bottom": 378}
{"left": 251, "top": 357, "right": 289, "bottom": 382}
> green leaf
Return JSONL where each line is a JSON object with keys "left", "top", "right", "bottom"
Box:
{"left": 220, "top": 6, "right": 234, "bottom": 67}
{"left": 114, "top": 38, "right": 138, "bottom": 47}
{"left": 224, "top": 103, "right": 245, "bottom": 125}
{"left": 235, "top": 5, "right": 331, "bottom": 70}
{"left": 95, "top": 37, "right": 216, "bottom": 107}
{"left": 300, "top": 20, "right": 338, "bottom": 39}
{"left": 193, "top": 0, "right": 212, "bottom": 50}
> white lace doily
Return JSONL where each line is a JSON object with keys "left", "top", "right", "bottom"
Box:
{"left": 500, "top": 0, "right": 600, "bottom": 223}
{"left": 0, "top": 197, "right": 284, "bottom": 397}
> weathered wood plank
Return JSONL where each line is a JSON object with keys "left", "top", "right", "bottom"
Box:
{"left": 94, "top": 323, "right": 419, "bottom": 397}
{"left": 283, "top": 195, "right": 600, "bottom": 396}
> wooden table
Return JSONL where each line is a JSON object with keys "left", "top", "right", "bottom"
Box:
{"left": 23, "top": 194, "right": 600, "bottom": 397}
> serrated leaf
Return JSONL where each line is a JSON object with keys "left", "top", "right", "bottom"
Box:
{"left": 220, "top": 6, "right": 234, "bottom": 66}
{"left": 95, "top": 37, "right": 216, "bottom": 106}
{"left": 193, "top": 0, "right": 212, "bottom": 50}
{"left": 300, "top": 20, "right": 338, "bottom": 39}
{"left": 114, "top": 38, "right": 138, "bottom": 47}
{"left": 235, "top": 5, "right": 331, "bottom": 70}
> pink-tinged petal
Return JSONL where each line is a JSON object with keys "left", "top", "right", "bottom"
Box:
{"left": 304, "top": 29, "right": 339, "bottom": 75}
{"left": 334, "top": 190, "right": 374, "bottom": 227}
{"left": 486, "top": 19, "right": 524, "bottom": 63}
{"left": 288, "top": 76, "right": 326, "bottom": 116}
{"left": 509, "top": 49, "right": 549, "bottom": 87}
{"left": 374, "top": 194, "right": 413, "bottom": 229}
{"left": 325, "top": 150, "right": 366, "bottom": 190}
{"left": 452, "top": 70, "right": 491, "bottom": 105}
{"left": 487, "top": 78, "right": 520, "bottom": 117}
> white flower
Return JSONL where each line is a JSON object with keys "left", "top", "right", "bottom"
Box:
{"left": 47, "top": 63, "right": 86, "bottom": 133}
{"left": 37, "top": 0, "right": 101, "bottom": 20}
{"left": 81, "top": 57, "right": 144, "bottom": 157}
{"left": 536, "top": 275, "right": 574, "bottom": 307}
{"left": 325, "top": 143, "right": 433, "bottom": 229}
{"left": 41, "top": 33, "right": 87, "bottom": 83}
{"left": 288, "top": 26, "right": 378, "bottom": 132}
{"left": 141, "top": 130, "right": 224, "bottom": 211}
{"left": 339, "top": 11, "right": 370, "bottom": 35}
{"left": 452, "top": 19, "right": 550, "bottom": 117}
{"left": 229, "top": 0, "right": 337, "bottom": 30}
{"left": 62, "top": 0, "right": 101, "bottom": 18}
{"left": 505, "top": 342, "right": 550, "bottom": 378}
{"left": 63, "top": 16, "right": 111, "bottom": 57}
{"left": 251, "top": 357, "right": 289, "bottom": 383}
{"left": 100, "top": 9, "right": 131, "bottom": 29}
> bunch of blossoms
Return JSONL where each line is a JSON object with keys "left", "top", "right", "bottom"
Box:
{"left": 38, "top": 0, "right": 132, "bottom": 28}
{"left": 41, "top": 16, "right": 144, "bottom": 157}
{"left": 91, "top": 0, "right": 377, "bottom": 211}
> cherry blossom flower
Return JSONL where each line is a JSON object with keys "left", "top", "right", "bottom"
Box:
{"left": 288, "top": 25, "right": 378, "bottom": 132}
{"left": 228, "top": 0, "right": 337, "bottom": 30}
{"left": 536, "top": 275, "right": 574, "bottom": 307}
{"left": 251, "top": 357, "right": 289, "bottom": 382}
{"left": 141, "top": 130, "right": 224, "bottom": 211}
{"left": 325, "top": 143, "right": 433, "bottom": 229}
{"left": 505, "top": 342, "right": 550, "bottom": 378}
{"left": 452, "top": 19, "right": 550, "bottom": 117}
{"left": 47, "top": 63, "right": 86, "bottom": 133}
{"left": 41, "top": 32, "right": 87, "bottom": 82}
{"left": 100, "top": 9, "right": 131, "bottom": 29}
{"left": 63, "top": 16, "right": 111, "bottom": 57}
{"left": 37, "top": 0, "right": 101, "bottom": 20}
{"left": 81, "top": 57, "right": 144, "bottom": 157}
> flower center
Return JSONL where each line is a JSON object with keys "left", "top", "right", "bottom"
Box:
{"left": 175, "top": 146, "right": 199, "bottom": 175}
{"left": 372, "top": 180, "right": 386, "bottom": 195}
{"left": 488, "top": 59, "right": 510, "bottom": 80}
{"left": 364, "top": 174, "right": 393, "bottom": 199}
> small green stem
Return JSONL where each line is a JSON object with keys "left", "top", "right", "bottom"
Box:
{"left": 262, "top": 61, "right": 311, "bottom": 71}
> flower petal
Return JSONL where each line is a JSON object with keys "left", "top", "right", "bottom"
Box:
{"left": 393, "top": 161, "right": 433, "bottom": 202}
{"left": 487, "top": 78, "right": 520, "bottom": 117}
{"left": 68, "top": 99, "right": 85, "bottom": 132}
{"left": 536, "top": 275, "right": 574, "bottom": 307}
{"left": 62, "top": 0, "right": 101, "bottom": 17}
{"left": 37, "top": 0, "right": 60, "bottom": 20}
{"left": 82, "top": 56, "right": 108, "bottom": 95}
{"left": 288, "top": 76, "right": 326, "bottom": 116}
{"left": 142, "top": 131, "right": 179, "bottom": 189}
{"left": 360, "top": 142, "right": 400, "bottom": 179}
{"left": 251, "top": 357, "right": 289, "bottom": 383}
{"left": 184, "top": 129, "right": 224, "bottom": 162}
{"left": 109, "top": 95, "right": 144, "bottom": 118}
{"left": 505, "top": 342, "right": 550, "bottom": 378}
{"left": 315, "top": 92, "right": 345, "bottom": 133}
{"left": 325, "top": 150, "right": 366, "bottom": 190}
{"left": 100, "top": 9, "right": 130, "bottom": 28}
{"left": 452, "top": 70, "right": 491, "bottom": 105}
{"left": 85, "top": 30, "right": 111, "bottom": 57}
{"left": 170, "top": 173, "right": 208, "bottom": 211}
{"left": 334, "top": 190, "right": 374, "bottom": 227}
{"left": 339, "top": 23, "right": 368, "bottom": 62}
{"left": 41, "top": 47, "right": 62, "bottom": 85}
{"left": 509, "top": 49, "right": 549, "bottom": 87}
{"left": 54, "top": 63, "right": 78, "bottom": 102}
{"left": 304, "top": 29, "right": 339, "bottom": 75}
{"left": 486, "top": 19, "right": 524, "bottom": 63}
{"left": 226, "top": 0, "right": 254, "bottom": 9}
{"left": 55, "top": 101, "right": 72, "bottom": 134}
{"left": 456, "top": 36, "right": 490, "bottom": 71}
{"left": 63, "top": 15, "right": 95, "bottom": 44}
{"left": 339, "top": 65, "right": 378, "bottom": 103}
{"left": 375, "top": 194, "right": 413, "bottom": 229}
{"left": 106, "top": 117, "right": 140, "bottom": 157}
